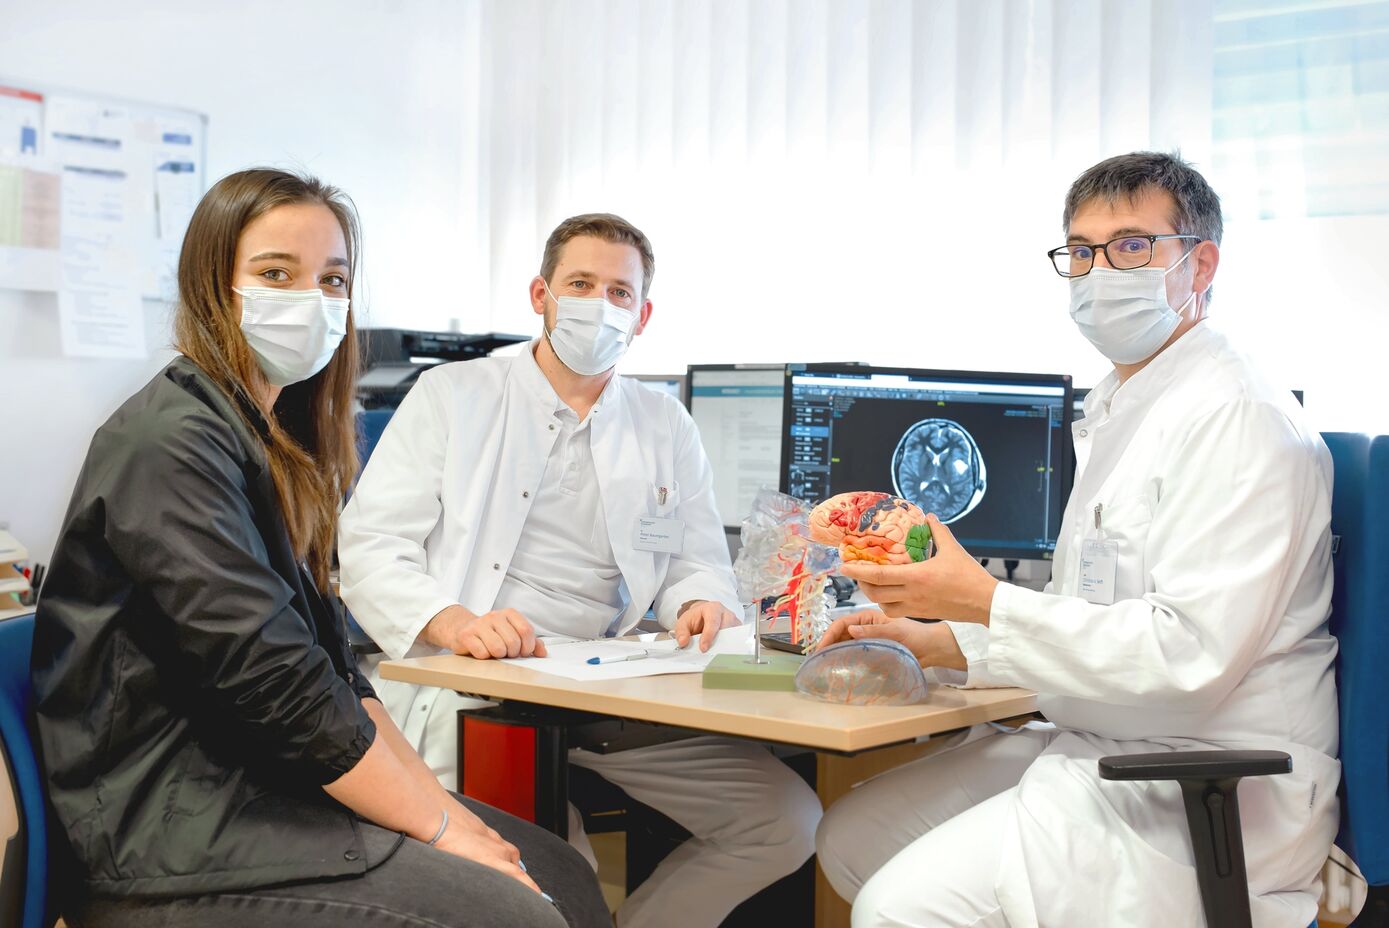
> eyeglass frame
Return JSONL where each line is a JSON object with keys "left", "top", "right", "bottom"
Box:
{"left": 1046, "top": 234, "right": 1201, "bottom": 279}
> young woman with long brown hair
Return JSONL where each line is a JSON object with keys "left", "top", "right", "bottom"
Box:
{"left": 30, "top": 168, "right": 608, "bottom": 928}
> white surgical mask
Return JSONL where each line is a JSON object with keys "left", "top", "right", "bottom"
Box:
{"left": 235, "top": 286, "right": 349, "bottom": 387}
{"left": 1068, "top": 248, "right": 1198, "bottom": 365}
{"left": 542, "top": 282, "right": 638, "bottom": 376}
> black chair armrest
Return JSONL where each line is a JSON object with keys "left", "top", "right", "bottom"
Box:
{"left": 1098, "top": 750, "right": 1291, "bottom": 782}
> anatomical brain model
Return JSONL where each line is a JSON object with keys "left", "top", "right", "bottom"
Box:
{"left": 809, "top": 491, "right": 932, "bottom": 565}
{"left": 891, "top": 418, "right": 987, "bottom": 523}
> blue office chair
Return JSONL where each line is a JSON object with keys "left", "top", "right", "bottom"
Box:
{"left": 1100, "top": 432, "right": 1389, "bottom": 927}
{"left": 0, "top": 613, "right": 54, "bottom": 928}
{"left": 343, "top": 408, "right": 398, "bottom": 656}
{"left": 356, "top": 407, "right": 395, "bottom": 468}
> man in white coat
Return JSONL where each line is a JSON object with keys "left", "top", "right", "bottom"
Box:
{"left": 814, "top": 152, "right": 1339, "bottom": 927}
{"left": 338, "top": 213, "right": 820, "bottom": 928}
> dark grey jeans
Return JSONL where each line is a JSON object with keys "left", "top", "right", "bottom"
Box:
{"left": 66, "top": 796, "right": 610, "bottom": 928}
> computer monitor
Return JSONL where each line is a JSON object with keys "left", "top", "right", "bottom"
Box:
{"left": 630, "top": 373, "right": 686, "bottom": 402}
{"left": 686, "top": 364, "right": 788, "bottom": 529}
{"left": 782, "top": 365, "right": 1073, "bottom": 560}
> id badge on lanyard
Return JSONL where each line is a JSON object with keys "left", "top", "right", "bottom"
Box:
{"left": 1079, "top": 503, "right": 1118, "bottom": 606}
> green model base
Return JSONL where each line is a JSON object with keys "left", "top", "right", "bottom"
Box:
{"left": 701, "top": 651, "right": 804, "bottom": 691}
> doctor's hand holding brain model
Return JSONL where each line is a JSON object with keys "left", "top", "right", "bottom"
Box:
{"left": 814, "top": 152, "right": 1340, "bottom": 928}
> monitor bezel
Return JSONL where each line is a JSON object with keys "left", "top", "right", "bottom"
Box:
{"left": 779, "top": 362, "right": 1074, "bottom": 561}
{"left": 683, "top": 362, "right": 789, "bottom": 411}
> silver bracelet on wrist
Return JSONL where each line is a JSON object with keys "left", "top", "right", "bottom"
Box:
{"left": 427, "top": 808, "right": 449, "bottom": 846}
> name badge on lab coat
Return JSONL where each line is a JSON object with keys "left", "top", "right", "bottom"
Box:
{"left": 634, "top": 516, "right": 685, "bottom": 554}
{"left": 1079, "top": 539, "right": 1118, "bottom": 605}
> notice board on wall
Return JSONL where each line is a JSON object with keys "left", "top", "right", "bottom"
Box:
{"left": 0, "top": 76, "right": 208, "bottom": 358}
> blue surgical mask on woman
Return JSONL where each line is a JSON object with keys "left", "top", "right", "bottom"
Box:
{"left": 1068, "top": 247, "right": 1198, "bottom": 365}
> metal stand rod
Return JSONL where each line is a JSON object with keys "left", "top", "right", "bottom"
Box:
{"left": 745, "top": 601, "right": 768, "bottom": 665}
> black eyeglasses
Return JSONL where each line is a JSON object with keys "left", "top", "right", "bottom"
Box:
{"left": 1047, "top": 234, "right": 1200, "bottom": 278}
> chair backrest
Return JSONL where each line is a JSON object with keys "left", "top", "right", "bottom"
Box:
{"left": 1321, "top": 433, "right": 1389, "bottom": 887}
{"left": 0, "top": 614, "right": 47, "bottom": 928}
{"left": 356, "top": 408, "right": 395, "bottom": 467}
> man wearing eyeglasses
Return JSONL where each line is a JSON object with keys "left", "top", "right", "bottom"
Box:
{"left": 815, "top": 152, "right": 1339, "bottom": 927}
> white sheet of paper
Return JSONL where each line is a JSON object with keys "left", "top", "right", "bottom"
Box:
{"left": 58, "top": 288, "right": 146, "bottom": 358}
{"left": 509, "top": 624, "right": 754, "bottom": 681}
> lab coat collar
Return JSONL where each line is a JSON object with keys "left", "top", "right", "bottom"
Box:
{"left": 1092, "top": 321, "right": 1220, "bottom": 421}
{"left": 514, "top": 339, "right": 623, "bottom": 419}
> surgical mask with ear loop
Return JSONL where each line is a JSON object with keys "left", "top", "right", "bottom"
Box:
{"left": 1068, "top": 245, "right": 1200, "bottom": 365}
{"left": 542, "top": 281, "right": 639, "bottom": 376}
{"left": 234, "top": 286, "right": 350, "bottom": 387}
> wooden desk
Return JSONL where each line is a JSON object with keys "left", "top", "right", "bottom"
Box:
{"left": 380, "top": 653, "right": 1036, "bottom": 753}
{"left": 380, "top": 654, "right": 1037, "bottom": 928}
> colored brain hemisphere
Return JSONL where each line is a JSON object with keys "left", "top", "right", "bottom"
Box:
{"left": 808, "top": 492, "right": 931, "bottom": 565}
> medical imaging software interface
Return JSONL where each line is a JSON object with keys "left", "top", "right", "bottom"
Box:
{"left": 784, "top": 367, "right": 1071, "bottom": 559}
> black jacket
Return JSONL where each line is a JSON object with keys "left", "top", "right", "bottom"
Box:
{"left": 31, "top": 357, "right": 388, "bottom": 898}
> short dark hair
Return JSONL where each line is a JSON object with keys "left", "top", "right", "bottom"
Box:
{"left": 1062, "top": 151, "right": 1223, "bottom": 247}
{"left": 540, "top": 213, "right": 655, "bottom": 299}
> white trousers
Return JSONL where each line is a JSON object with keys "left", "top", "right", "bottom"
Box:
{"left": 569, "top": 736, "right": 822, "bottom": 928}
{"left": 418, "top": 694, "right": 821, "bottom": 928}
{"left": 817, "top": 725, "right": 1055, "bottom": 928}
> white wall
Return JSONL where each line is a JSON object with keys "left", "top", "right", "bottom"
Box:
{"left": 0, "top": 0, "right": 474, "bottom": 562}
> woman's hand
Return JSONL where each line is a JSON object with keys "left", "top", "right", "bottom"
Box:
{"left": 428, "top": 809, "right": 542, "bottom": 894}
{"left": 838, "top": 515, "right": 999, "bottom": 625}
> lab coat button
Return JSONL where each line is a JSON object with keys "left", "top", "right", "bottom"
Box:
{"left": 344, "top": 849, "right": 360, "bottom": 861}
{"left": 1079, "top": 428, "right": 1088, "bottom": 437}
{"left": 493, "top": 562, "right": 501, "bottom": 570}
{"left": 548, "top": 424, "right": 556, "bottom": 431}
{"left": 522, "top": 491, "right": 530, "bottom": 498}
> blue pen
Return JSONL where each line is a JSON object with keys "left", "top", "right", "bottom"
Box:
{"left": 587, "top": 649, "right": 655, "bottom": 665}
{"left": 586, "top": 646, "right": 690, "bottom": 665}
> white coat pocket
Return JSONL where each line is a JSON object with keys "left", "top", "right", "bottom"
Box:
{"left": 1078, "top": 494, "right": 1153, "bottom": 603}
{"left": 648, "top": 481, "right": 680, "bottom": 516}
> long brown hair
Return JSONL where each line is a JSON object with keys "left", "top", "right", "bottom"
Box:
{"left": 173, "top": 168, "right": 361, "bottom": 588}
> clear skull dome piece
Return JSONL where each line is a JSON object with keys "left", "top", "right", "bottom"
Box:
{"left": 891, "top": 418, "right": 986, "bottom": 523}
{"left": 794, "top": 639, "right": 931, "bottom": 706}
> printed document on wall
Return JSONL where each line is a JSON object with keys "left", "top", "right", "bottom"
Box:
{"left": 0, "top": 156, "right": 61, "bottom": 291}
{"left": 58, "top": 288, "right": 146, "bottom": 359}
{"left": 0, "top": 85, "right": 43, "bottom": 158}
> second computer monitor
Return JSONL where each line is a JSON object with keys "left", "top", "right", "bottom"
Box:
{"left": 783, "top": 365, "right": 1073, "bottom": 560}
{"left": 687, "top": 364, "right": 787, "bottom": 529}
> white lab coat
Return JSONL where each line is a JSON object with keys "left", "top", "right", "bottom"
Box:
{"left": 338, "top": 345, "right": 741, "bottom": 764}
{"left": 927, "top": 323, "right": 1340, "bottom": 926}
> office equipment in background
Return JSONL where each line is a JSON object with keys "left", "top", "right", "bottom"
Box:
{"left": 782, "top": 365, "right": 1073, "bottom": 561}
{"left": 0, "top": 531, "right": 30, "bottom": 621}
{"left": 630, "top": 374, "right": 686, "bottom": 402}
{"left": 1073, "top": 386, "right": 1089, "bottom": 420}
{"left": 1293, "top": 389, "right": 1304, "bottom": 406}
{"left": 686, "top": 364, "right": 788, "bottom": 530}
{"left": 356, "top": 328, "right": 527, "bottom": 408}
